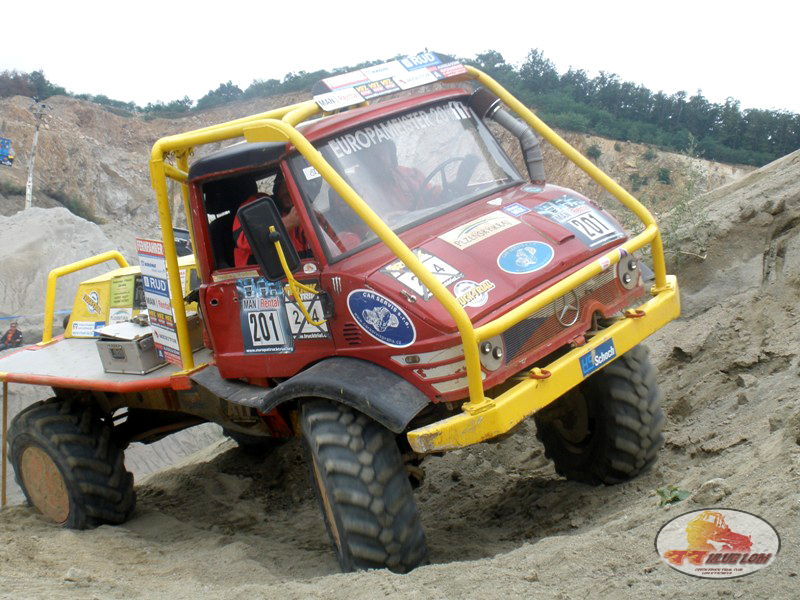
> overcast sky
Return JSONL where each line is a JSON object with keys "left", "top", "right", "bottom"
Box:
{"left": 3, "top": 1, "right": 798, "bottom": 113}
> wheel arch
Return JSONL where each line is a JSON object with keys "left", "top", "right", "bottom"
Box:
{"left": 259, "top": 357, "right": 430, "bottom": 434}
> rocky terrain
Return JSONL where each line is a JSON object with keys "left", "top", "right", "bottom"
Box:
{"left": 0, "top": 91, "right": 797, "bottom": 599}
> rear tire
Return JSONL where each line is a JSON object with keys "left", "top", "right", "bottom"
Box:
{"left": 300, "top": 399, "right": 428, "bottom": 573}
{"left": 534, "top": 344, "right": 664, "bottom": 484}
{"left": 9, "top": 398, "right": 136, "bottom": 528}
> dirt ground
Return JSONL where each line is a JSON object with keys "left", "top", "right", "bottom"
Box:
{"left": 0, "top": 150, "right": 798, "bottom": 599}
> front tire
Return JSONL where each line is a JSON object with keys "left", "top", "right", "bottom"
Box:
{"left": 300, "top": 399, "right": 428, "bottom": 573}
{"left": 9, "top": 398, "right": 136, "bottom": 528}
{"left": 534, "top": 344, "right": 664, "bottom": 484}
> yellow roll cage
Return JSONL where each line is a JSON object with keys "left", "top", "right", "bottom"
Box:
{"left": 145, "top": 66, "right": 678, "bottom": 449}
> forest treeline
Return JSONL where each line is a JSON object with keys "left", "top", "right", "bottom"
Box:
{"left": 1, "top": 49, "right": 798, "bottom": 167}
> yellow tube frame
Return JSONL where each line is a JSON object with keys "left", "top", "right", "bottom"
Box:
{"left": 147, "top": 66, "right": 677, "bottom": 435}
{"left": 41, "top": 251, "right": 129, "bottom": 343}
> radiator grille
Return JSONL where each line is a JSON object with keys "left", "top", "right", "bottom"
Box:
{"left": 501, "top": 270, "right": 618, "bottom": 361}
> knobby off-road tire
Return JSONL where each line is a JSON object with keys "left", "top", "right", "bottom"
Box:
{"left": 534, "top": 344, "right": 664, "bottom": 484}
{"left": 8, "top": 398, "right": 135, "bottom": 529}
{"left": 300, "top": 399, "right": 429, "bottom": 573}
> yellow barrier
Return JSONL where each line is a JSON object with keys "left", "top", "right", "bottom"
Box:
{"left": 42, "top": 251, "right": 129, "bottom": 343}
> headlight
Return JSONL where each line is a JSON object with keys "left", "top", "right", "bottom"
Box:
{"left": 479, "top": 335, "right": 504, "bottom": 371}
{"left": 617, "top": 255, "right": 641, "bottom": 290}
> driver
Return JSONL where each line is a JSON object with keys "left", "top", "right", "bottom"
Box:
{"left": 365, "top": 139, "right": 428, "bottom": 211}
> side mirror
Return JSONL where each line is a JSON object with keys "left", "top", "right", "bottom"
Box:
{"left": 236, "top": 198, "right": 301, "bottom": 281}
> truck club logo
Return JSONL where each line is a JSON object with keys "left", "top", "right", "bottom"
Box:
{"left": 347, "top": 289, "right": 415, "bottom": 348}
{"left": 82, "top": 291, "right": 102, "bottom": 314}
{"left": 655, "top": 509, "right": 780, "bottom": 579}
{"left": 497, "top": 241, "right": 554, "bottom": 274}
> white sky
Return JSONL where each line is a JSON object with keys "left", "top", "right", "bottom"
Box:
{"left": 3, "top": 1, "right": 798, "bottom": 113}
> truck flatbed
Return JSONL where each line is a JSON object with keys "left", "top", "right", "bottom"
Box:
{"left": 0, "top": 338, "right": 212, "bottom": 392}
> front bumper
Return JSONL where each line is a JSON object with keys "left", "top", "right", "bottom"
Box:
{"left": 406, "top": 275, "right": 680, "bottom": 453}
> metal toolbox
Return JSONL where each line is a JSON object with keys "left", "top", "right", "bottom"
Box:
{"left": 96, "top": 321, "right": 166, "bottom": 375}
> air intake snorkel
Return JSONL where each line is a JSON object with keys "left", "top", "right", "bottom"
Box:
{"left": 469, "top": 87, "right": 545, "bottom": 185}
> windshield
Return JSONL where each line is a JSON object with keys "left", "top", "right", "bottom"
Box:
{"left": 289, "top": 98, "right": 523, "bottom": 260}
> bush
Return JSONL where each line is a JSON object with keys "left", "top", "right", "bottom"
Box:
{"left": 586, "top": 143, "right": 602, "bottom": 160}
{"left": 614, "top": 142, "right": 623, "bottom": 152}
{"left": 643, "top": 147, "right": 657, "bottom": 161}
{"left": 44, "top": 186, "right": 100, "bottom": 223}
{"left": 0, "top": 179, "right": 26, "bottom": 196}
{"left": 658, "top": 168, "right": 671, "bottom": 184}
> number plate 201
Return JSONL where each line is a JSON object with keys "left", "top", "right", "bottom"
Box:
{"left": 248, "top": 310, "right": 286, "bottom": 347}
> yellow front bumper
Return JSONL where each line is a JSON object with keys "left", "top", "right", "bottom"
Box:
{"left": 407, "top": 276, "right": 680, "bottom": 453}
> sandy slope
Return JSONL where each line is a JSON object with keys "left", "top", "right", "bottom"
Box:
{"left": 0, "top": 151, "right": 799, "bottom": 598}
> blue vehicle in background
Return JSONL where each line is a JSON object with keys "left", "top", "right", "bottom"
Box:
{"left": 0, "top": 137, "right": 14, "bottom": 167}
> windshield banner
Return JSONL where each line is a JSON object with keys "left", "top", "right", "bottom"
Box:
{"left": 312, "top": 52, "right": 467, "bottom": 111}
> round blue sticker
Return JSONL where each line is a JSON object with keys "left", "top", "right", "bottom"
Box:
{"left": 497, "top": 241, "right": 555, "bottom": 274}
{"left": 347, "top": 289, "right": 416, "bottom": 348}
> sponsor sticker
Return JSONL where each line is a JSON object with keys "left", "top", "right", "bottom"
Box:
{"left": 283, "top": 281, "right": 330, "bottom": 340}
{"left": 453, "top": 279, "right": 495, "bottom": 308}
{"left": 522, "top": 184, "right": 544, "bottom": 194}
{"left": 109, "top": 308, "right": 133, "bottom": 324}
{"left": 313, "top": 53, "right": 466, "bottom": 110}
{"left": 579, "top": 337, "right": 616, "bottom": 377}
{"left": 314, "top": 87, "right": 366, "bottom": 112}
{"left": 381, "top": 249, "right": 463, "bottom": 300}
{"left": 82, "top": 290, "right": 103, "bottom": 314}
{"left": 534, "top": 195, "right": 622, "bottom": 248}
{"left": 656, "top": 509, "right": 780, "bottom": 579}
{"left": 71, "top": 320, "right": 106, "bottom": 338}
{"left": 137, "top": 237, "right": 180, "bottom": 363}
{"left": 347, "top": 289, "right": 415, "bottom": 348}
{"left": 303, "top": 262, "right": 318, "bottom": 274}
{"left": 237, "top": 277, "right": 293, "bottom": 354}
{"left": 440, "top": 211, "right": 520, "bottom": 250}
{"left": 503, "top": 202, "right": 531, "bottom": 217}
{"left": 497, "top": 241, "right": 554, "bottom": 274}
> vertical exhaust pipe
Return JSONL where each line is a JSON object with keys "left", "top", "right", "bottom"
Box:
{"left": 469, "top": 88, "right": 545, "bottom": 185}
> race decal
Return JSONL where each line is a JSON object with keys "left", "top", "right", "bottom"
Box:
{"left": 284, "top": 281, "right": 330, "bottom": 340}
{"left": 579, "top": 338, "right": 616, "bottom": 377}
{"left": 533, "top": 195, "right": 623, "bottom": 249}
{"left": 347, "top": 289, "right": 416, "bottom": 348}
{"left": 237, "top": 277, "right": 293, "bottom": 354}
{"left": 380, "top": 249, "right": 463, "bottom": 301}
{"left": 502, "top": 202, "right": 531, "bottom": 217}
{"left": 439, "top": 211, "right": 520, "bottom": 250}
{"left": 70, "top": 320, "right": 106, "bottom": 338}
{"left": 497, "top": 241, "right": 555, "bottom": 274}
{"left": 313, "top": 52, "right": 468, "bottom": 111}
{"left": 453, "top": 279, "right": 495, "bottom": 308}
{"left": 137, "top": 238, "right": 180, "bottom": 364}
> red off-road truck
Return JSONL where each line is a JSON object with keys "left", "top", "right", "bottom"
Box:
{"left": 0, "top": 53, "right": 679, "bottom": 573}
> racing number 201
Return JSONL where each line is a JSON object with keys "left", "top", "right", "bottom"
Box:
{"left": 568, "top": 212, "right": 612, "bottom": 240}
{"left": 248, "top": 310, "right": 285, "bottom": 347}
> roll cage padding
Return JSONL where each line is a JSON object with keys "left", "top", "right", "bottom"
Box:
{"left": 260, "top": 357, "right": 430, "bottom": 434}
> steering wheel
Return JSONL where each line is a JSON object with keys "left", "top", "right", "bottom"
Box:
{"left": 418, "top": 154, "right": 480, "bottom": 208}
